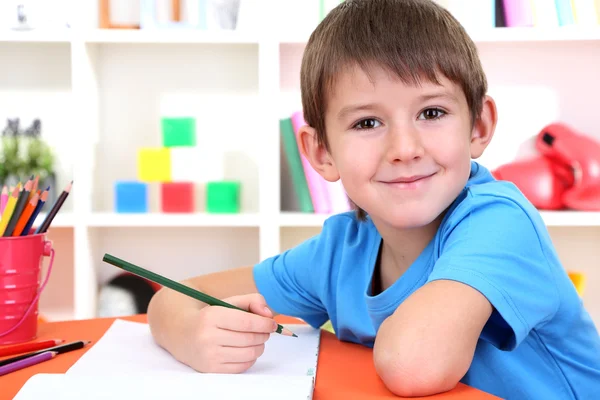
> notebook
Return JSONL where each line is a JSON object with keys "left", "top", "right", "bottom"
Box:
{"left": 14, "top": 319, "right": 321, "bottom": 400}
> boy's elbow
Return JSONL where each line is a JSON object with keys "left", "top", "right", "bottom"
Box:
{"left": 373, "top": 348, "right": 462, "bottom": 397}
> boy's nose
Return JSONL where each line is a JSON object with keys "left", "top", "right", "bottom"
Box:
{"left": 386, "top": 126, "right": 424, "bottom": 163}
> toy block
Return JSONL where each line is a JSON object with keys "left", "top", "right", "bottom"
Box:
{"left": 206, "top": 180, "right": 240, "bottom": 213}
{"left": 137, "top": 148, "right": 171, "bottom": 182}
{"left": 114, "top": 181, "right": 148, "bottom": 213}
{"left": 171, "top": 147, "right": 225, "bottom": 182}
{"left": 161, "top": 182, "right": 195, "bottom": 213}
{"left": 161, "top": 117, "right": 196, "bottom": 147}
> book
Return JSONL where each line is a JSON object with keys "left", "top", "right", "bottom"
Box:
{"left": 531, "top": 0, "right": 560, "bottom": 26}
{"left": 14, "top": 319, "right": 321, "bottom": 400}
{"left": 280, "top": 117, "right": 314, "bottom": 213}
{"left": 554, "top": 0, "right": 576, "bottom": 25}
{"left": 290, "top": 111, "right": 332, "bottom": 214}
{"left": 570, "top": 0, "right": 600, "bottom": 25}
{"left": 502, "top": 0, "right": 535, "bottom": 27}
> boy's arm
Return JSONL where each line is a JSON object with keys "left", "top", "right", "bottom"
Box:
{"left": 373, "top": 280, "right": 492, "bottom": 397}
{"left": 373, "top": 198, "right": 560, "bottom": 397}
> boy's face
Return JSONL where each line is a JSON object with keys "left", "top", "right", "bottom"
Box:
{"left": 301, "top": 65, "right": 496, "bottom": 229}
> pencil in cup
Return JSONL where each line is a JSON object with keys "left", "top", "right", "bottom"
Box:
{"left": 101, "top": 253, "right": 298, "bottom": 337}
{"left": 12, "top": 192, "right": 40, "bottom": 236}
{"left": 28, "top": 175, "right": 39, "bottom": 202}
{"left": 0, "top": 185, "right": 20, "bottom": 236}
{"left": 3, "top": 179, "right": 33, "bottom": 236}
{"left": 19, "top": 188, "right": 49, "bottom": 236}
{"left": 0, "top": 351, "right": 57, "bottom": 377}
{"left": 0, "top": 186, "right": 8, "bottom": 214}
{"left": 35, "top": 180, "right": 73, "bottom": 234}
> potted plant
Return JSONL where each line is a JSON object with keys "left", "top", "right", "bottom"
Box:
{"left": 0, "top": 118, "right": 56, "bottom": 205}
{"left": 0, "top": 131, "right": 23, "bottom": 188}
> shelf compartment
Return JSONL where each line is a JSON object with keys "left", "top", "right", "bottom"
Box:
{"left": 87, "top": 212, "right": 261, "bottom": 227}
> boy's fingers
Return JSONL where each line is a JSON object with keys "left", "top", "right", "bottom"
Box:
{"left": 214, "top": 360, "right": 257, "bottom": 374}
{"left": 248, "top": 301, "right": 273, "bottom": 318}
{"left": 215, "top": 328, "right": 270, "bottom": 348}
{"left": 225, "top": 293, "right": 270, "bottom": 314}
{"left": 216, "top": 307, "right": 277, "bottom": 333}
{"left": 217, "top": 343, "right": 266, "bottom": 364}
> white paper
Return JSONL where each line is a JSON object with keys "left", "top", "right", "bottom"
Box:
{"left": 14, "top": 373, "right": 315, "bottom": 400}
{"left": 15, "top": 319, "right": 320, "bottom": 400}
{"left": 67, "top": 319, "right": 320, "bottom": 376}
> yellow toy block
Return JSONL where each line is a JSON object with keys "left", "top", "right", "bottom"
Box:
{"left": 137, "top": 148, "right": 172, "bottom": 182}
{"left": 568, "top": 271, "right": 586, "bottom": 296}
{"left": 320, "top": 320, "right": 335, "bottom": 334}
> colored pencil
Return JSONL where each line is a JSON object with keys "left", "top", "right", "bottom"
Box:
{"left": 0, "top": 186, "right": 7, "bottom": 214}
{"left": 20, "top": 188, "right": 49, "bottom": 236}
{"left": 3, "top": 179, "right": 33, "bottom": 237}
{"left": 35, "top": 180, "right": 73, "bottom": 234}
{"left": 0, "top": 339, "right": 63, "bottom": 357}
{"left": 0, "top": 351, "right": 57, "bottom": 376}
{"left": 0, "top": 340, "right": 90, "bottom": 367}
{"left": 0, "top": 185, "right": 20, "bottom": 236}
{"left": 12, "top": 192, "right": 40, "bottom": 236}
{"left": 28, "top": 175, "right": 39, "bottom": 202}
{"left": 102, "top": 253, "right": 297, "bottom": 337}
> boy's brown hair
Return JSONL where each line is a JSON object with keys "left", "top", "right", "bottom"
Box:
{"left": 299, "top": 0, "right": 488, "bottom": 220}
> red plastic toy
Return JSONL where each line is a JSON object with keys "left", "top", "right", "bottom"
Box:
{"left": 492, "top": 156, "right": 573, "bottom": 210}
{"left": 492, "top": 122, "right": 600, "bottom": 211}
{"left": 535, "top": 123, "right": 600, "bottom": 211}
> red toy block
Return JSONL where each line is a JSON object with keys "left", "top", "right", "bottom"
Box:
{"left": 160, "top": 182, "right": 195, "bottom": 213}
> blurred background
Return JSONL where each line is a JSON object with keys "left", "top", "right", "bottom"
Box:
{"left": 0, "top": 0, "right": 599, "bottom": 331}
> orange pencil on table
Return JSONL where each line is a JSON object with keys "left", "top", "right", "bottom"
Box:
{"left": 12, "top": 192, "right": 40, "bottom": 237}
{"left": 0, "top": 185, "right": 20, "bottom": 236}
{"left": 0, "top": 338, "right": 64, "bottom": 358}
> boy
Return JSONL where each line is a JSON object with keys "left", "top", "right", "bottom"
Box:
{"left": 148, "top": 0, "right": 600, "bottom": 398}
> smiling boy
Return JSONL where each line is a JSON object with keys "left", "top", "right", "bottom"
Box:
{"left": 147, "top": 0, "right": 600, "bottom": 398}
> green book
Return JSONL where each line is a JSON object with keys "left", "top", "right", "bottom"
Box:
{"left": 280, "top": 117, "right": 314, "bottom": 213}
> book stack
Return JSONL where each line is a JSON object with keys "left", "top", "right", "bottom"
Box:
{"left": 280, "top": 111, "right": 351, "bottom": 214}
{"left": 434, "top": 0, "right": 600, "bottom": 29}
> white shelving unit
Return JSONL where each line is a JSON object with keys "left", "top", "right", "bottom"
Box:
{"left": 2, "top": 6, "right": 600, "bottom": 328}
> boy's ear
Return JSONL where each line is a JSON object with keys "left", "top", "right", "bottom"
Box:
{"left": 297, "top": 125, "right": 340, "bottom": 182}
{"left": 470, "top": 95, "right": 498, "bottom": 159}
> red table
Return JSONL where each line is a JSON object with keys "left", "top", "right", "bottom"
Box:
{"left": 1, "top": 315, "right": 500, "bottom": 400}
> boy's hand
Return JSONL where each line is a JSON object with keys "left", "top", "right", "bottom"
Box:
{"left": 183, "top": 293, "right": 277, "bottom": 374}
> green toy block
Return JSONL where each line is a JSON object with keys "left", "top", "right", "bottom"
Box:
{"left": 161, "top": 117, "right": 196, "bottom": 147}
{"left": 206, "top": 180, "right": 241, "bottom": 213}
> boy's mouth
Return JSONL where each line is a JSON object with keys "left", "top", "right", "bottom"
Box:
{"left": 383, "top": 174, "right": 434, "bottom": 184}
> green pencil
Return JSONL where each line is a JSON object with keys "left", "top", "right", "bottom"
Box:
{"left": 102, "top": 253, "right": 297, "bottom": 337}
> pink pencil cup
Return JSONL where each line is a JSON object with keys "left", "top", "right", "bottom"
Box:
{"left": 0, "top": 233, "right": 54, "bottom": 345}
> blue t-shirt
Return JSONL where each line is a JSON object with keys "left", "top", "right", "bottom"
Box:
{"left": 253, "top": 161, "right": 600, "bottom": 399}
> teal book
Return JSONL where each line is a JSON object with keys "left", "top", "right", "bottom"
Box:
{"left": 280, "top": 117, "right": 314, "bottom": 213}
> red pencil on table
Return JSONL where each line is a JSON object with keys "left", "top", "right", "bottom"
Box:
{"left": 0, "top": 338, "right": 64, "bottom": 358}
{"left": 0, "top": 351, "right": 57, "bottom": 376}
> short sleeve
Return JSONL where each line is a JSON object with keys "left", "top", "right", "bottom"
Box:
{"left": 253, "top": 219, "right": 343, "bottom": 329}
{"left": 427, "top": 195, "right": 560, "bottom": 351}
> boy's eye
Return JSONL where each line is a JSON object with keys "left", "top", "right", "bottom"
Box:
{"left": 419, "top": 108, "right": 446, "bottom": 120}
{"left": 353, "top": 118, "right": 381, "bottom": 129}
